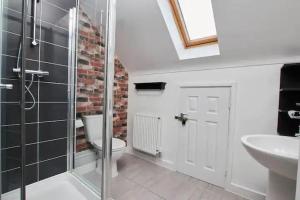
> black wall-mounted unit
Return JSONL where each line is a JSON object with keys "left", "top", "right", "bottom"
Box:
{"left": 277, "top": 63, "right": 300, "bottom": 137}
{"left": 134, "top": 82, "right": 167, "bottom": 90}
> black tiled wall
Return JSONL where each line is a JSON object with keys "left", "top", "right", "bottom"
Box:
{"left": 277, "top": 63, "right": 300, "bottom": 137}
{"left": 1, "top": 0, "right": 76, "bottom": 194}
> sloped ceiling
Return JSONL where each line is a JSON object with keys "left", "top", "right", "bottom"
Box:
{"left": 115, "top": 0, "right": 300, "bottom": 73}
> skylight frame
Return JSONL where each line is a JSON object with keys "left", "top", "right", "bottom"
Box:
{"left": 169, "top": 0, "right": 218, "bottom": 48}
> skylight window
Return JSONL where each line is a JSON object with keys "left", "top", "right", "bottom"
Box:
{"left": 169, "top": 0, "right": 218, "bottom": 48}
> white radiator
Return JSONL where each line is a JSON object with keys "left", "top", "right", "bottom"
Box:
{"left": 133, "top": 113, "right": 162, "bottom": 156}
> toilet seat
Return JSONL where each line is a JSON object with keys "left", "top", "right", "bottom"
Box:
{"left": 93, "top": 138, "right": 126, "bottom": 152}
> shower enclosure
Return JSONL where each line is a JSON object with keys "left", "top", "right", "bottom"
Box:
{"left": 0, "top": 0, "right": 115, "bottom": 199}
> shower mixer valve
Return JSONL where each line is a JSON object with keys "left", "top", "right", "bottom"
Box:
{"left": 12, "top": 68, "right": 49, "bottom": 77}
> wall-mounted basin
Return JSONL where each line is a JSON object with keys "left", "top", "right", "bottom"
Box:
{"left": 241, "top": 135, "right": 299, "bottom": 200}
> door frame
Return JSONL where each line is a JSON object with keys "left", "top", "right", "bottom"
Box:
{"left": 176, "top": 81, "right": 237, "bottom": 190}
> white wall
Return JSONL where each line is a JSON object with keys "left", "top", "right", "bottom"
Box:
{"left": 127, "top": 64, "right": 282, "bottom": 200}
{"left": 116, "top": 0, "right": 300, "bottom": 73}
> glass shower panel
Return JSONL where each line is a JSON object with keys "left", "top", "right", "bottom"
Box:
{"left": 0, "top": 0, "right": 77, "bottom": 199}
{"left": 72, "top": 0, "right": 108, "bottom": 195}
{"left": 0, "top": 0, "right": 26, "bottom": 199}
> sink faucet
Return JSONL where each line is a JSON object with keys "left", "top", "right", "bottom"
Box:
{"left": 287, "top": 110, "right": 300, "bottom": 137}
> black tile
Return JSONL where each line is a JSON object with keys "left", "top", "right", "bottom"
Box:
{"left": 1, "top": 168, "right": 20, "bottom": 194}
{"left": 1, "top": 103, "right": 20, "bottom": 125}
{"left": 39, "top": 156, "right": 67, "bottom": 180}
{"left": 3, "top": 0, "right": 33, "bottom": 14}
{"left": 3, "top": 8, "right": 22, "bottom": 35}
{"left": 3, "top": 0, "right": 41, "bottom": 18}
{"left": 1, "top": 125, "right": 21, "bottom": 148}
{"left": 39, "top": 138, "right": 67, "bottom": 161}
{"left": 2, "top": 32, "right": 39, "bottom": 60}
{"left": 1, "top": 147, "right": 20, "bottom": 171}
{"left": 39, "top": 120, "right": 68, "bottom": 142}
{"left": 40, "top": 42, "right": 68, "bottom": 66}
{"left": 25, "top": 164, "right": 38, "bottom": 185}
{"left": 1, "top": 123, "right": 37, "bottom": 149}
{"left": 25, "top": 38, "right": 40, "bottom": 61}
{"left": 2, "top": 164, "right": 37, "bottom": 194}
{"left": 0, "top": 56, "right": 40, "bottom": 80}
{"left": 2, "top": 31, "right": 21, "bottom": 57}
{"left": 39, "top": 103, "right": 68, "bottom": 122}
{"left": 44, "top": 0, "right": 76, "bottom": 11}
{"left": 1, "top": 103, "right": 38, "bottom": 125}
{"left": 25, "top": 81, "right": 38, "bottom": 103}
{"left": 41, "top": 21, "right": 69, "bottom": 47}
{"left": 0, "top": 79, "right": 38, "bottom": 103}
{"left": 0, "top": 79, "right": 20, "bottom": 103}
{"left": 41, "top": 1, "right": 70, "bottom": 30}
{"left": 40, "top": 62, "right": 69, "bottom": 84}
{"left": 1, "top": 144, "right": 37, "bottom": 171}
{"left": 1, "top": 56, "right": 29, "bottom": 79}
{"left": 0, "top": 56, "right": 18, "bottom": 79}
{"left": 39, "top": 82, "right": 68, "bottom": 102}
{"left": 2, "top": 8, "right": 40, "bottom": 39}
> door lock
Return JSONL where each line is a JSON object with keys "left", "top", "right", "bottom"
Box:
{"left": 175, "top": 113, "right": 188, "bottom": 126}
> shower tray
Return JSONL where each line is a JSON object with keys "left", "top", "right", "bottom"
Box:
{"left": 2, "top": 173, "right": 100, "bottom": 200}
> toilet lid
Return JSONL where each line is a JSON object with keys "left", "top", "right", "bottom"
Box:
{"left": 93, "top": 138, "right": 126, "bottom": 151}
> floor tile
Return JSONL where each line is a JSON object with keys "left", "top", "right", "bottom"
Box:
{"left": 148, "top": 171, "right": 192, "bottom": 200}
{"left": 116, "top": 185, "right": 162, "bottom": 200}
{"left": 130, "top": 162, "right": 171, "bottom": 187}
{"left": 111, "top": 175, "right": 138, "bottom": 199}
{"left": 80, "top": 154, "right": 246, "bottom": 200}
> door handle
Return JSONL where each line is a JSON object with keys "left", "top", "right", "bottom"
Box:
{"left": 0, "top": 83, "right": 13, "bottom": 90}
{"left": 175, "top": 113, "right": 188, "bottom": 126}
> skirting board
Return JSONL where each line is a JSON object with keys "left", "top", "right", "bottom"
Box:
{"left": 226, "top": 182, "right": 266, "bottom": 200}
{"left": 126, "top": 147, "right": 266, "bottom": 200}
{"left": 125, "top": 147, "right": 176, "bottom": 171}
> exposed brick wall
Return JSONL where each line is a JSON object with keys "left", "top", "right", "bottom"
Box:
{"left": 76, "top": 8, "right": 128, "bottom": 152}
{"left": 114, "top": 59, "right": 129, "bottom": 140}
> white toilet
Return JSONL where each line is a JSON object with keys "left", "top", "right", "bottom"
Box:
{"left": 82, "top": 114, "right": 126, "bottom": 177}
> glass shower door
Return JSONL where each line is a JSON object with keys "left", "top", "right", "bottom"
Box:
{"left": 0, "top": 0, "right": 37, "bottom": 199}
{"left": 0, "top": 0, "right": 25, "bottom": 199}
{"left": 0, "top": 0, "right": 78, "bottom": 199}
{"left": 72, "top": 0, "right": 108, "bottom": 195}
{"left": 0, "top": 0, "right": 116, "bottom": 198}
{"left": 0, "top": 0, "right": 43, "bottom": 199}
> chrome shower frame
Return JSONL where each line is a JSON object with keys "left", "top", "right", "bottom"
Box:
{"left": 67, "top": 5, "right": 78, "bottom": 173}
{"left": 20, "top": 0, "right": 29, "bottom": 200}
{"left": 5, "top": 0, "right": 117, "bottom": 199}
{"left": 66, "top": 0, "right": 117, "bottom": 199}
{"left": 101, "top": 0, "right": 116, "bottom": 198}
{"left": 0, "top": 0, "right": 3, "bottom": 199}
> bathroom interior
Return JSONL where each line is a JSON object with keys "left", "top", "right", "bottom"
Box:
{"left": 0, "top": 0, "right": 300, "bottom": 200}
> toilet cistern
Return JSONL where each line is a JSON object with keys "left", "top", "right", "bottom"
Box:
{"left": 288, "top": 110, "right": 300, "bottom": 137}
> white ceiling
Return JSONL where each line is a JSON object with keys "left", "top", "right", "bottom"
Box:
{"left": 115, "top": 0, "right": 300, "bottom": 73}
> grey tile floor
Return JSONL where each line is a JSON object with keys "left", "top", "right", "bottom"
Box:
{"left": 84, "top": 153, "right": 248, "bottom": 200}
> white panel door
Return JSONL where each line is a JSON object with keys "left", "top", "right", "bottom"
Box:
{"left": 177, "top": 87, "right": 230, "bottom": 187}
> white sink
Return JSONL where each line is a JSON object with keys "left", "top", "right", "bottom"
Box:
{"left": 241, "top": 135, "right": 299, "bottom": 200}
